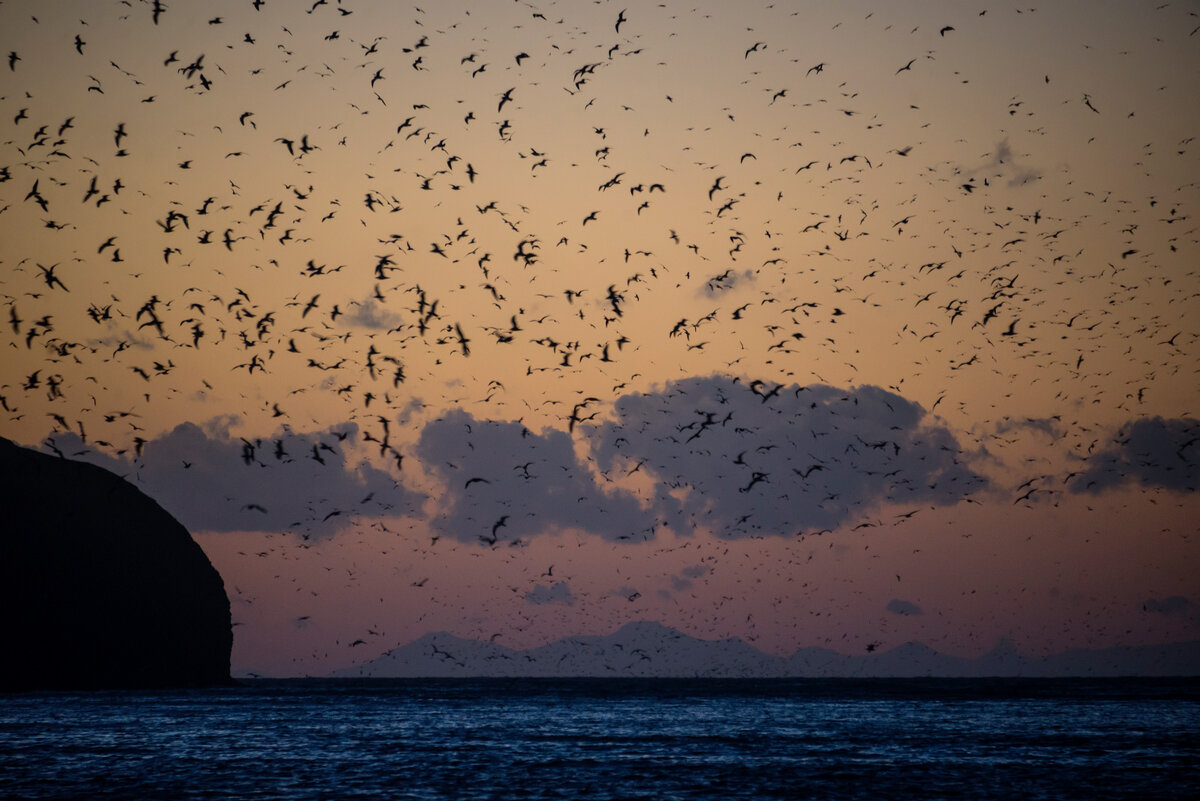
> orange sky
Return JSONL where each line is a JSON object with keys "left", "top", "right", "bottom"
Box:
{"left": 2, "top": 0, "right": 1198, "bottom": 676}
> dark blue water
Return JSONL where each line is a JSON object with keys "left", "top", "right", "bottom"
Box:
{"left": 3, "top": 678, "right": 1198, "bottom": 800}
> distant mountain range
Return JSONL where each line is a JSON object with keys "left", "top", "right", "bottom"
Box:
{"left": 333, "top": 621, "right": 1200, "bottom": 678}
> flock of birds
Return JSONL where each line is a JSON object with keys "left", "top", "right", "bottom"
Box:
{"left": 1, "top": 1, "right": 1197, "bottom": 666}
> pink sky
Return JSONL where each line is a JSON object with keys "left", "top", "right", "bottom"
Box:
{"left": 1, "top": 0, "right": 1197, "bottom": 676}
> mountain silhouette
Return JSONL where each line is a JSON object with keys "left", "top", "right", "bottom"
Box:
{"left": 339, "top": 620, "right": 1200, "bottom": 678}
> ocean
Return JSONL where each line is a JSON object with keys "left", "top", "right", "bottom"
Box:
{"left": 2, "top": 678, "right": 1198, "bottom": 800}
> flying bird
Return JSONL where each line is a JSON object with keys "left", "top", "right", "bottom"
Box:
{"left": 498, "top": 87, "right": 515, "bottom": 112}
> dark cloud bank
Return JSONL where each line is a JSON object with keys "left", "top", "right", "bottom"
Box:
{"left": 415, "top": 409, "right": 655, "bottom": 544}
{"left": 44, "top": 377, "right": 997, "bottom": 541}
{"left": 45, "top": 420, "right": 416, "bottom": 537}
{"left": 586, "top": 376, "right": 986, "bottom": 538}
{"left": 414, "top": 377, "right": 986, "bottom": 542}
{"left": 1070, "top": 416, "right": 1200, "bottom": 494}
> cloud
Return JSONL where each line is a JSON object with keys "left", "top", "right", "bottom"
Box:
{"left": 1069, "top": 417, "right": 1200, "bottom": 494}
{"left": 1142, "top": 596, "right": 1193, "bottom": 616}
{"left": 886, "top": 599, "right": 924, "bottom": 616}
{"left": 699, "top": 267, "right": 756, "bottom": 297}
{"left": 976, "top": 137, "right": 1042, "bottom": 187}
{"left": 43, "top": 378, "right": 988, "bottom": 545}
{"left": 414, "top": 409, "right": 659, "bottom": 544}
{"left": 343, "top": 296, "right": 403, "bottom": 330}
{"left": 43, "top": 420, "right": 417, "bottom": 536}
{"left": 585, "top": 376, "right": 986, "bottom": 538}
{"left": 525, "top": 581, "right": 575, "bottom": 606}
{"left": 670, "top": 564, "right": 711, "bottom": 591}
{"left": 993, "top": 416, "right": 1062, "bottom": 438}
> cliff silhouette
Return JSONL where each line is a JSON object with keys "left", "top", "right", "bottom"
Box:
{"left": 1, "top": 437, "right": 232, "bottom": 690}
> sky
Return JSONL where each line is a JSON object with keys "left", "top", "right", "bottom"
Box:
{"left": 1, "top": 0, "right": 1198, "bottom": 677}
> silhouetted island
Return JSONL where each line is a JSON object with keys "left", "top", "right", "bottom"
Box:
{"left": 0, "top": 437, "right": 232, "bottom": 691}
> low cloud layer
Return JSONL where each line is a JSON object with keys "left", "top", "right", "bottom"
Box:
{"left": 44, "top": 420, "right": 416, "bottom": 537}
{"left": 525, "top": 582, "right": 576, "bottom": 606}
{"left": 1070, "top": 417, "right": 1199, "bottom": 494}
{"left": 415, "top": 409, "right": 658, "bottom": 544}
{"left": 39, "top": 377, "right": 990, "bottom": 544}
{"left": 1142, "top": 596, "right": 1193, "bottom": 616}
{"left": 886, "top": 599, "right": 924, "bottom": 616}
{"left": 586, "top": 376, "right": 986, "bottom": 537}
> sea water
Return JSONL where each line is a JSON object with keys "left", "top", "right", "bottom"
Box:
{"left": 2, "top": 678, "right": 1198, "bottom": 800}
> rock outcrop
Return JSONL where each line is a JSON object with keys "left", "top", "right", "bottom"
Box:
{"left": 1, "top": 437, "right": 233, "bottom": 690}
